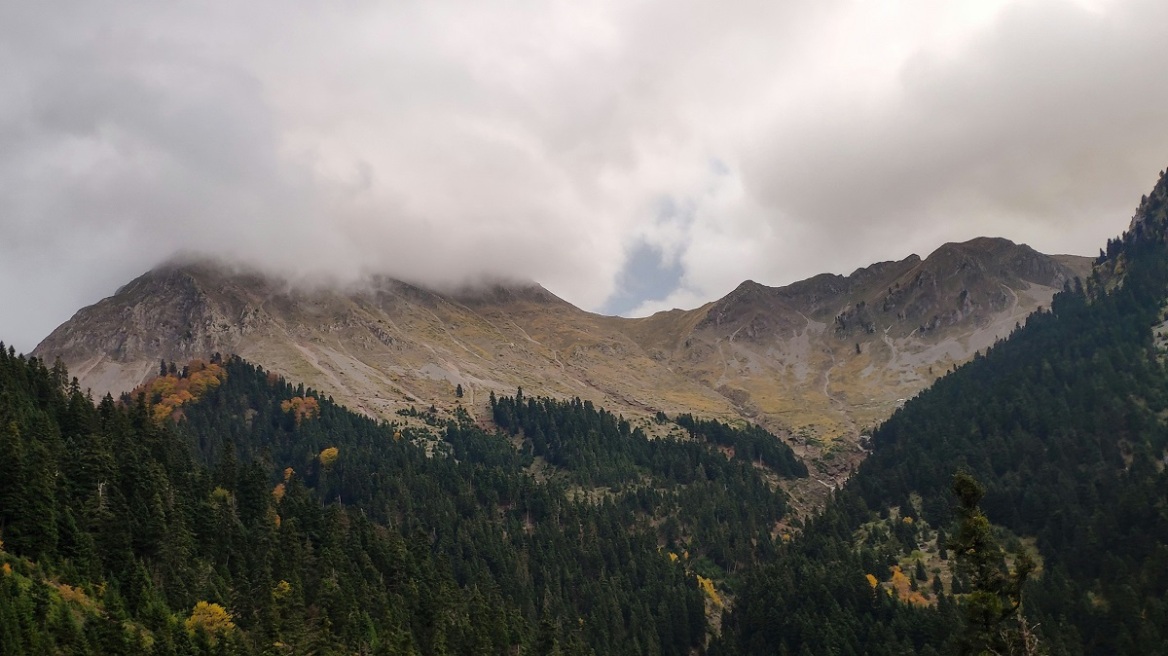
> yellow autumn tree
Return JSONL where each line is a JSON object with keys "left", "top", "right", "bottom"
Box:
{"left": 889, "top": 565, "right": 930, "bottom": 606}
{"left": 319, "top": 446, "right": 339, "bottom": 466}
{"left": 696, "top": 575, "right": 724, "bottom": 608}
{"left": 54, "top": 583, "right": 93, "bottom": 608}
{"left": 185, "top": 601, "right": 235, "bottom": 641}
{"left": 272, "top": 580, "right": 293, "bottom": 601}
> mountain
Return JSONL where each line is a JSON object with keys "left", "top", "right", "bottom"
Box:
{"left": 31, "top": 260, "right": 743, "bottom": 425}
{"left": 7, "top": 170, "right": 1168, "bottom": 655}
{"left": 619, "top": 237, "right": 1090, "bottom": 439}
{"left": 33, "top": 240, "right": 1089, "bottom": 470}
{"left": 715, "top": 170, "right": 1168, "bottom": 654}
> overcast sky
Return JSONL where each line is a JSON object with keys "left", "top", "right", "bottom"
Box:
{"left": 3, "top": 0, "right": 1168, "bottom": 353}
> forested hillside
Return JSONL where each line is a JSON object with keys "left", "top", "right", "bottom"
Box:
{"left": 5, "top": 174, "right": 1167, "bottom": 654}
{"left": 717, "top": 172, "right": 1168, "bottom": 655}
{"left": 490, "top": 393, "right": 806, "bottom": 574}
{"left": 0, "top": 336, "right": 807, "bottom": 654}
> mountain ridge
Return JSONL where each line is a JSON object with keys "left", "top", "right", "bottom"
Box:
{"left": 34, "top": 238, "right": 1091, "bottom": 478}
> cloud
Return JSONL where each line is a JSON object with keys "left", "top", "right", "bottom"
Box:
{"left": 1, "top": 0, "right": 1166, "bottom": 351}
{"left": 633, "top": 0, "right": 1168, "bottom": 314}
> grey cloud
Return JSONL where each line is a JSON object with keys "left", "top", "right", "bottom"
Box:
{"left": 2, "top": 0, "right": 1165, "bottom": 352}
{"left": 742, "top": 0, "right": 1168, "bottom": 248}
{"left": 633, "top": 0, "right": 1168, "bottom": 315}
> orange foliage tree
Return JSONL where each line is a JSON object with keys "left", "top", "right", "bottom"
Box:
{"left": 281, "top": 396, "right": 320, "bottom": 425}
{"left": 132, "top": 359, "right": 226, "bottom": 423}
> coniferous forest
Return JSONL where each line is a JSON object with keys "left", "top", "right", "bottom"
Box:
{"left": 0, "top": 346, "right": 801, "bottom": 653}
{"left": 2, "top": 172, "right": 1168, "bottom": 654}
{"left": 716, "top": 171, "right": 1168, "bottom": 655}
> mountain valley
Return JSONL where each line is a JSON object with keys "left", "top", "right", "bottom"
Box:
{"left": 4, "top": 170, "right": 1168, "bottom": 654}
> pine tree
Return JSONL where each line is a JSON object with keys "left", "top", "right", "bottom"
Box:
{"left": 950, "top": 471, "right": 1037, "bottom": 655}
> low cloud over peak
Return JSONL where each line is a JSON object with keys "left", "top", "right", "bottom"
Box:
{"left": 3, "top": 0, "right": 1166, "bottom": 351}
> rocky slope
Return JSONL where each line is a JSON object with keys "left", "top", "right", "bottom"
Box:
{"left": 618, "top": 238, "right": 1090, "bottom": 440}
{"left": 35, "top": 260, "right": 742, "bottom": 424}
{"left": 35, "top": 239, "right": 1090, "bottom": 469}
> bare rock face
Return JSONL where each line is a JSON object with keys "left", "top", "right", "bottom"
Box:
{"left": 35, "top": 240, "right": 1091, "bottom": 453}
{"left": 33, "top": 263, "right": 252, "bottom": 397}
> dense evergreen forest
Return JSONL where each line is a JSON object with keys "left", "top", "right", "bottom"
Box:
{"left": 717, "top": 171, "right": 1168, "bottom": 655}
{"left": 0, "top": 341, "right": 803, "bottom": 653}
{"left": 489, "top": 393, "right": 805, "bottom": 573}
{"left": 4, "top": 172, "right": 1168, "bottom": 654}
